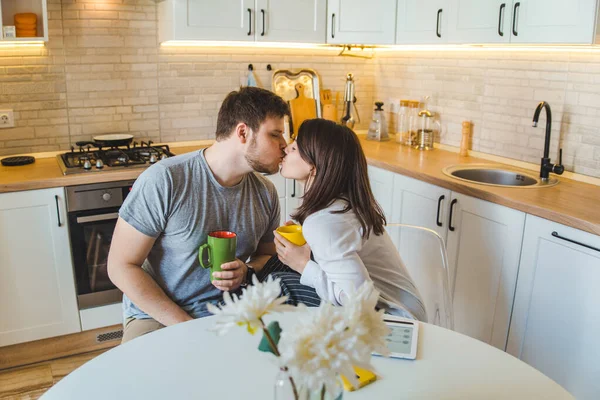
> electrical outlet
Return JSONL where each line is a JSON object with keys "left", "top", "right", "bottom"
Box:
{"left": 0, "top": 110, "right": 14, "bottom": 128}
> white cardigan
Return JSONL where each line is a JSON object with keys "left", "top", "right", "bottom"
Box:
{"left": 299, "top": 200, "right": 427, "bottom": 322}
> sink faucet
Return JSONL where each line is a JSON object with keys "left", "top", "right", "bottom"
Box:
{"left": 532, "top": 101, "right": 564, "bottom": 181}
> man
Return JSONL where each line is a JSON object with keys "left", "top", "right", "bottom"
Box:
{"left": 107, "top": 87, "right": 289, "bottom": 343}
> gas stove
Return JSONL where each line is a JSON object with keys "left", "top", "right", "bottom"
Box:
{"left": 57, "top": 141, "right": 176, "bottom": 175}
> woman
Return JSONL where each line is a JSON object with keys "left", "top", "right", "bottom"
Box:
{"left": 258, "top": 119, "right": 427, "bottom": 321}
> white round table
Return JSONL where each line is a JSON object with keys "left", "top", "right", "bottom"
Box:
{"left": 42, "top": 312, "right": 573, "bottom": 399}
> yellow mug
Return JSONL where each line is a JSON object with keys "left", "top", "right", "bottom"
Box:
{"left": 276, "top": 224, "right": 306, "bottom": 246}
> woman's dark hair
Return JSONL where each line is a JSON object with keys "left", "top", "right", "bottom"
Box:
{"left": 291, "top": 119, "right": 386, "bottom": 239}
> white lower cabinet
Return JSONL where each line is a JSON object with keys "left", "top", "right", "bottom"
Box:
{"left": 389, "top": 173, "right": 450, "bottom": 237}
{"left": 368, "top": 166, "right": 394, "bottom": 220}
{"left": 369, "top": 167, "right": 524, "bottom": 350}
{"left": 387, "top": 173, "right": 451, "bottom": 326}
{"left": 264, "top": 173, "right": 303, "bottom": 225}
{"left": 446, "top": 192, "right": 525, "bottom": 350}
{"left": 507, "top": 215, "right": 600, "bottom": 399}
{"left": 285, "top": 179, "right": 303, "bottom": 223}
{"left": 0, "top": 188, "right": 81, "bottom": 347}
{"left": 265, "top": 173, "right": 287, "bottom": 226}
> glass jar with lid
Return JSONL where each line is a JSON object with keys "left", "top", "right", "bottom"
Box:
{"left": 415, "top": 99, "right": 441, "bottom": 151}
{"left": 396, "top": 100, "right": 410, "bottom": 144}
{"left": 406, "top": 100, "right": 420, "bottom": 147}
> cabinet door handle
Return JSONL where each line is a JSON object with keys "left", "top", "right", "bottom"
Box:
{"left": 436, "top": 9, "right": 442, "bottom": 38}
{"left": 291, "top": 179, "right": 296, "bottom": 198}
{"left": 331, "top": 13, "right": 335, "bottom": 39}
{"left": 260, "top": 9, "right": 265, "bottom": 36}
{"left": 436, "top": 195, "right": 445, "bottom": 227}
{"left": 55, "top": 195, "right": 62, "bottom": 227}
{"left": 498, "top": 3, "right": 506, "bottom": 36}
{"left": 512, "top": 2, "right": 520, "bottom": 36}
{"left": 552, "top": 231, "right": 600, "bottom": 253}
{"left": 448, "top": 199, "right": 458, "bottom": 232}
{"left": 247, "top": 8, "right": 252, "bottom": 36}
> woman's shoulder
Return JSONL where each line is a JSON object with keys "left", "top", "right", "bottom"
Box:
{"left": 303, "top": 200, "right": 360, "bottom": 233}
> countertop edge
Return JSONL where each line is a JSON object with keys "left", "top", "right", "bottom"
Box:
{"left": 366, "top": 158, "right": 600, "bottom": 236}
{"left": 2, "top": 142, "right": 599, "bottom": 237}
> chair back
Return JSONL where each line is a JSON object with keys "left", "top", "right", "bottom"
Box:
{"left": 386, "top": 223, "right": 454, "bottom": 330}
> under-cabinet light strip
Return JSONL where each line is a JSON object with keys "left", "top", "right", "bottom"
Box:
{"left": 162, "top": 40, "right": 600, "bottom": 53}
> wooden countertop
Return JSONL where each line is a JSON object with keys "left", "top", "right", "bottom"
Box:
{"left": 360, "top": 139, "right": 600, "bottom": 236}
{"left": 1, "top": 138, "right": 599, "bottom": 236}
{"left": 0, "top": 144, "right": 210, "bottom": 193}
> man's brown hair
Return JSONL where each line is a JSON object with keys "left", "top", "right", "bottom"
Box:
{"left": 215, "top": 87, "right": 290, "bottom": 141}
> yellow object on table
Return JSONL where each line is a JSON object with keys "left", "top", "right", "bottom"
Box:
{"left": 341, "top": 366, "right": 377, "bottom": 392}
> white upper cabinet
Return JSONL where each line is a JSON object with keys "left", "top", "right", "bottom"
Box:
{"left": 447, "top": 0, "right": 512, "bottom": 43}
{"left": 159, "top": 0, "right": 326, "bottom": 43}
{"left": 159, "top": 0, "right": 255, "bottom": 42}
{"left": 511, "top": 0, "right": 599, "bottom": 44}
{"left": 0, "top": 0, "right": 49, "bottom": 42}
{"left": 396, "top": 0, "right": 448, "bottom": 44}
{"left": 507, "top": 216, "right": 600, "bottom": 399}
{"left": 0, "top": 188, "right": 81, "bottom": 347}
{"left": 256, "top": 0, "right": 326, "bottom": 43}
{"left": 446, "top": 192, "right": 525, "bottom": 350}
{"left": 327, "top": 0, "right": 397, "bottom": 45}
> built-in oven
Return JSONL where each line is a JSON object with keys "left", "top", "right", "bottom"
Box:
{"left": 66, "top": 180, "right": 135, "bottom": 310}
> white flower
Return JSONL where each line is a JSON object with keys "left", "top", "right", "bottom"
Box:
{"left": 207, "top": 275, "right": 295, "bottom": 335}
{"left": 278, "top": 282, "right": 391, "bottom": 394}
{"left": 343, "top": 281, "right": 391, "bottom": 357}
{"left": 279, "top": 303, "right": 359, "bottom": 395}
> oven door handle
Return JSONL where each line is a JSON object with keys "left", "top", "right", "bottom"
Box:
{"left": 76, "top": 212, "right": 120, "bottom": 224}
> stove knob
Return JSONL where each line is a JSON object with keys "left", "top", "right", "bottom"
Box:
{"left": 149, "top": 154, "right": 158, "bottom": 164}
{"left": 102, "top": 192, "right": 112, "bottom": 202}
{"left": 161, "top": 153, "right": 168, "bottom": 160}
{"left": 96, "top": 159, "right": 104, "bottom": 169}
{"left": 83, "top": 159, "right": 92, "bottom": 170}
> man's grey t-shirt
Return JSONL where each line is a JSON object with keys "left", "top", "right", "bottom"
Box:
{"left": 119, "top": 149, "right": 280, "bottom": 319}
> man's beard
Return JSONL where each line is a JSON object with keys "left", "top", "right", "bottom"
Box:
{"left": 245, "top": 137, "right": 280, "bottom": 175}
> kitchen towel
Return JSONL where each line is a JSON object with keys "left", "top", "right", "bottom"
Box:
{"left": 247, "top": 70, "right": 258, "bottom": 87}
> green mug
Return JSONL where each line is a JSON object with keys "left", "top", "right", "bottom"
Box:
{"left": 198, "top": 231, "right": 237, "bottom": 281}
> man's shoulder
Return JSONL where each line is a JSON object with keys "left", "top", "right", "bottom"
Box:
{"left": 137, "top": 150, "right": 203, "bottom": 183}
{"left": 158, "top": 150, "right": 202, "bottom": 171}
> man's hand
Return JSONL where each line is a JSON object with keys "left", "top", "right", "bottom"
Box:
{"left": 212, "top": 259, "right": 248, "bottom": 291}
{"left": 274, "top": 231, "right": 311, "bottom": 273}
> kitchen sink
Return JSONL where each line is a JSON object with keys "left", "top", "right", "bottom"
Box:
{"left": 442, "top": 164, "right": 558, "bottom": 188}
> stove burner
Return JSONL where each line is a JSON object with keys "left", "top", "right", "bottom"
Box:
{"left": 57, "top": 142, "right": 175, "bottom": 175}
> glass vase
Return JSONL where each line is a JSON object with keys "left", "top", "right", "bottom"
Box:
{"left": 274, "top": 369, "right": 343, "bottom": 400}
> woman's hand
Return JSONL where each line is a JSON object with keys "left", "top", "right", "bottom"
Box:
{"left": 274, "top": 231, "right": 311, "bottom": 273}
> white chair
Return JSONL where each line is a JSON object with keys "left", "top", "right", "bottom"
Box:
{"left": 386, "top": 223, "right": 454, "bottom": 330}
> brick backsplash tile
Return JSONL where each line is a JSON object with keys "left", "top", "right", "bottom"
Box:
{"left": 0, "top": 0, "right": 598, "bottom": 179}
{"left": 375, "top": 50, "right": 600, "bottom": 178}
